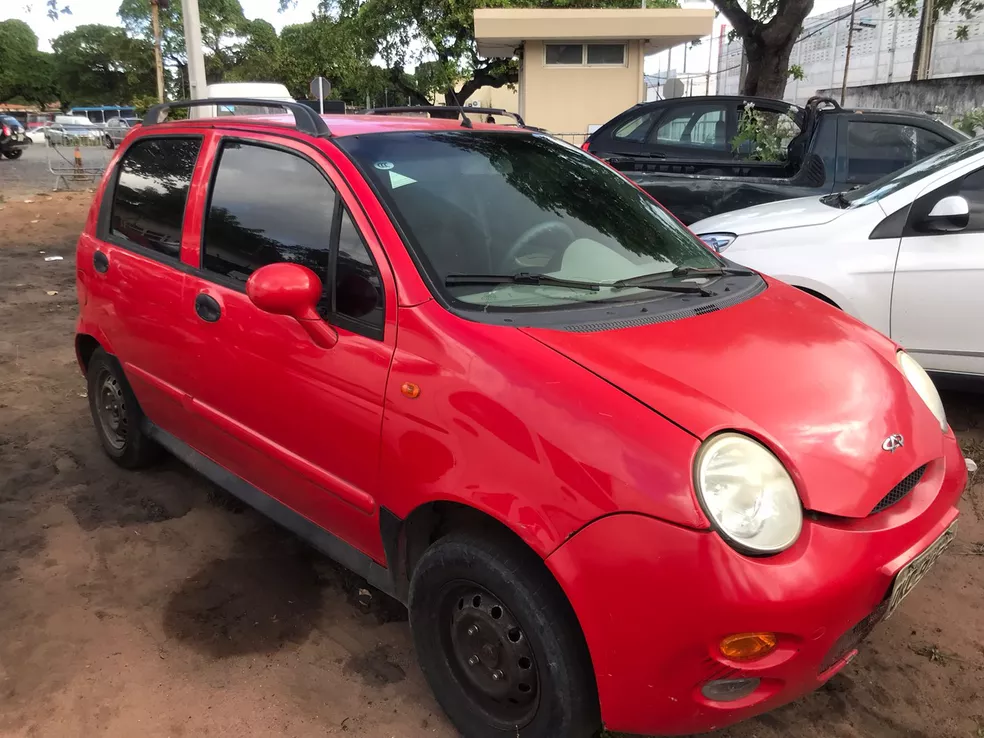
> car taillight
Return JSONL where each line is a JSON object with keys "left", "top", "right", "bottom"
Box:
{"left": 2, "top": 125, "right": 10, "bottom": 137}
{"left": 580, "top": 141, "right": 591, "bottom": 152}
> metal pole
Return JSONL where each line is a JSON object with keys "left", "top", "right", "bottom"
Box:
{"left": 318, "top": 78, "right": 324, "bottom": 115}
{"left": 887, "top": 9, "right": 900, "bottom": 82}
{"left": 180, "top": 0, "right": 208, "bottom": 112}
{"left": 151, "top": 0, "right": 165, "bottom": 103}
{"left": 706, "top": 32, "right": 713, "bottom": 95}
{"left": 841, "top": 0, "right": 859, "bottom": 105}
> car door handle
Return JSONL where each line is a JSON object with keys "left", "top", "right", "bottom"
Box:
{"left": 195, "top": 293, "right": 222, "bottom": 323}
{"left": 93, "top": 251, "right": 109, "bottom": 273}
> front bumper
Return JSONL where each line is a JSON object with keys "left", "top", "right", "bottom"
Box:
{"left": 546, "top": 436, "right": 967, "bottom": 736}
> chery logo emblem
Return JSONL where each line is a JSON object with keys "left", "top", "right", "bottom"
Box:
{"left": 882, "top": 434, "right": 905, "bottom": 453}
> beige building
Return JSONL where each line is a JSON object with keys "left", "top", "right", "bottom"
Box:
{"left": 473, "top": 8, "right": 714, "bottom": 136}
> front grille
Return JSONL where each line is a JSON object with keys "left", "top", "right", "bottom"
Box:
{"left": 870, "top": 464, "right": 927, "bottom": 515}
{"left": 819, "top": 601, "right": 889, "bottom": 674}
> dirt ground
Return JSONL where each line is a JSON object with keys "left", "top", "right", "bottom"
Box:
{"left": 0, "top": 191, "right": 982, "bottom": 738}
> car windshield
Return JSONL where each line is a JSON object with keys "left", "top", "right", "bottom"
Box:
{"left": 844, "top": 136, "right": 984, "bottom": 207}
{"left": 337, "top": 130, "right": 725, "bottom": 310}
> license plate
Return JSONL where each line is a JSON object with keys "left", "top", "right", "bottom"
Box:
{"left": 885, "top": 521, "right": 956, "bottom": 619}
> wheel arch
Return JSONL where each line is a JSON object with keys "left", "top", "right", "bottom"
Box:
{"left": 75, "top": 333, "right": 102, "bottom": 373}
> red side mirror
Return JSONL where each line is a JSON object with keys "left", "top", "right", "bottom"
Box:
{"left": 246, "top": 263, "right": 337, "bottom": 348}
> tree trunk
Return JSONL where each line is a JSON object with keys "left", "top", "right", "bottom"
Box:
{"left": 741, "top": 37, "right": 795, "bottom": 98}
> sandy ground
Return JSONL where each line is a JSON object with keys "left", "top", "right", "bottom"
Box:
{"left": 0, "top": 192, "right": 982, "bottom": 738}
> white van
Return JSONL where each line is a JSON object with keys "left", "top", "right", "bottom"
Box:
{"left": 201, "top": 82, "right": 295, "bottom": 118}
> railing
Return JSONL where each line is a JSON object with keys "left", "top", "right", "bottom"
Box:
{"left": 551, "top": 132, "right": 590, "bottom": 147}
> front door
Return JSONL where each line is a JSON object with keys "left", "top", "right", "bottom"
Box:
{"left": 183, "top": 134, "right": 397, "bottom": 558}
{"left": 82, "top": 134, "right": 205, "bottom": 435}
{"left": 891, "top": 163, "right": 984, "bottom": 375}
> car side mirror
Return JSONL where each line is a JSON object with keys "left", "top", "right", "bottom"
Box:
{"left": 246, "top": 263, "right": 338, "bottom": 348}
{"left": 922, "top": 195, "right": 970, "bottom": 232}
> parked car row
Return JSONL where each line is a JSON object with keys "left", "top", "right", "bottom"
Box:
{"left": 17, "top": 115, "right": 141, "bottom": 149}
{"left": 74, "top": 98, "right": 971, "bottom": 738}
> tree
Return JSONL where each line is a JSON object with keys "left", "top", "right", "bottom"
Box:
{"left": 0, "top": 19, "right": 59, "bottom": 106}
{"left": 714, "top": 0, "right": 814, "bottom": 98}
{"left": 51, "top": 24, "right": 157, "bottom": 105}
{"left": 118, "top": 0, "right": 249, "bottom": 86}
{"left": 305, "top": 0, "right": 676, "bottom": 108}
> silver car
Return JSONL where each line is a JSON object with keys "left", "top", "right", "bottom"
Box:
{"left": 104, "top": 117, "right": 141, "bottom": 148}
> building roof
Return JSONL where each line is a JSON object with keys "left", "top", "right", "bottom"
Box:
{"left": 473, "top": 8, "right": 715, "bottom": 57}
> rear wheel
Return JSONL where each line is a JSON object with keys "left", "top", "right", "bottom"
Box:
{"left": 86, "top": 348, "right": 161, "bottom": 468}
{"left": 2, "top": 149, "right": 23, "bottom": 160}
{"left": 105, "top": 135, "right": 115, "bottom": 149}
{"left": 409, "top": 533, "right": 599, "bottom": 738}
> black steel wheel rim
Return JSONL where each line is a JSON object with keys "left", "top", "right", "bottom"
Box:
{"left": 438, "top": 582, "right": 540, "bottom": 729}
{"left": 95, "top": 368, "right": 127, "bottom": 450}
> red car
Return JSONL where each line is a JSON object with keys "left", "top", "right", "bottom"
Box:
{"left": 75, "top": 100, "right": 967, "bottom": 737}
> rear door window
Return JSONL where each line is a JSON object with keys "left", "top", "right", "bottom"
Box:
{"left": 650, "top": 103, "right": 730, "bottom": 154}
{"left": 109, "top": 137, "right": 203, "bottom": 259}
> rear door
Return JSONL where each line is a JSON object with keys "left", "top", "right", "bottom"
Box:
{"left": 80, "top": 133, "right": 205, "bottom": 435}
{"left": 182, "top": 133, "right": 397, "bottom": 558}
{"left": 645, "top": 100, "right": 734, "bottom": 160}
{"left": 891, "top": 162, "right": 984, "bottom": 375}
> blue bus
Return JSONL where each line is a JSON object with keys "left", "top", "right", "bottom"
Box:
{"left": 69, "top": 105, "right": 137, "bottom": 124}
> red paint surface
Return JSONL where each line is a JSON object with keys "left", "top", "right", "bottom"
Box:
{"left": 75, "top": 114, "right": 968, "bottom": 736}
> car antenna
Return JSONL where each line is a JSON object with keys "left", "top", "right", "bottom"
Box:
{"left": 426, "top": 42, "right": 473, "bottom": 128}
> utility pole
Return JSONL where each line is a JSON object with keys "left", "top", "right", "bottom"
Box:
{"left": 180, "top": 0, "right": 208, "bottom": 112}
{"left": 705, "top": 31, "right": 713, "bottom": 95}
{"left": 840, "top": 0, "right": 859, "bottom": 105}
{"left": 150, "top": 0, "right": 166, "bottom": 103}
{"left": 913, "top": 0, "right": 936, "bottom": 80}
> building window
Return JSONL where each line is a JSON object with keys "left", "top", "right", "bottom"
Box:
{"left": 545, "top": 44, "right": 584, "bottom": 65}
{"left": 586, "top": 44, "right": 625, "bottom": 65}
{"left": 545, "top": 43, "right": 626, "bottom": 66}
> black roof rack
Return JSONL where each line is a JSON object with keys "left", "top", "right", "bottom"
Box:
{"left": 143, "top": 98, "right": 332, "bottom": 137}
{"left": 363, "top": 105, "right": 527, "bottom": 128}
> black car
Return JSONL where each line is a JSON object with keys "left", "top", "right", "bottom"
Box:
{"left": 0, "top": 115, "right": 28, "bottom": 160}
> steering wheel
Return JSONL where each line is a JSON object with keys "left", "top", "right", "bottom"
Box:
{"left": 500, "top": 221, "right": 575, "bottom": 269}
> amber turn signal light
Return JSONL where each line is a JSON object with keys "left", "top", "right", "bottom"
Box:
{"left": 719, "top": 632, "right": 777, "bottom": 661}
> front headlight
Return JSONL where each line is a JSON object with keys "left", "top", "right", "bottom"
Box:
{"left": 698, "top": 232, "right": 737, "bottom": 252}
{"left": 898, "top": 351, "right": 947, "bottom": 432}
{"left": 695, "top": 433, "right": 803, "bottom": 554}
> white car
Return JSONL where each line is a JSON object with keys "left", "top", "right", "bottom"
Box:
{"left": 691, "top": 137, "right": 984, "bottom": 379}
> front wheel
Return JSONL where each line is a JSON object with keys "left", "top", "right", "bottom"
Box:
{"left": 105, "top": 136, "right": 115, "bottom": 149}
{"left": 409, "top": 533, "right": 600, "bottom": 738}
{"left": 2, "top": 148, "right": 23, "bottom": 159}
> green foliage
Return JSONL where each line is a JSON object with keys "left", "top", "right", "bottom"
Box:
{"left": 0, "top": 19, "right": 59, "bottom": 106}
{"left": 51, "top": 24, "right": 157, "bottom": 106}
{"left": 953, "top": 107, "right": 984, "bottom": 136}
{"left": 731, "top": 102, "right": 798, "bottom": 161}
{"left": 788, "top": 63, "right": 805, "bottom": 80}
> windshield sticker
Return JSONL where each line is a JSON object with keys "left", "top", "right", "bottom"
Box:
{"left": 374, "top": 161, "right": 394, "bottom": 170}
{"left": 388, "top": 171, "right": 417, "bottom": 189}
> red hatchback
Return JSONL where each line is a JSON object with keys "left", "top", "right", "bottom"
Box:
{"left": 75, "top": 100, "right": 967, "bottom": 737}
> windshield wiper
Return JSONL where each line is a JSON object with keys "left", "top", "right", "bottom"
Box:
{"left": 820, "top": 191, "right": 852, "bottom": 209}
{"left": 610, "top": 273, "right": 712, "bottom": 295}
{"left": 669, "top": 265, "right": 755, "bottom": 277}
{"left": 445, "top": 272, "right": 602, "bottom": 291}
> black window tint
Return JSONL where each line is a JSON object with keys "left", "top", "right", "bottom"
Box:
{"left": 202, "top": 142, "right": 337, "bottom": 306}
{"left": 335, "top": 208, "right": 384, "bottom": 328}
{"left": 586, "top": 44, "right": 624, "bottom": 64}
{"left": 545, "top": 44, "right": 583, "bottom": 65}
{"left": 110, "top": 137, "right": 201, "bottom": 259}
{"left": 957, "top": 168, "right": 984, "bottom": 231}
{"left": 847, "top": 122, "right": 920, "bottom": 183}
{"left": 613, "top": 111, "right": 656, "bottom": 142}
{"left": 652, "top": 104, "right": 728, "bottom": 150}
{"left": 915, "top": 128, "right": 952, "bottom": 159}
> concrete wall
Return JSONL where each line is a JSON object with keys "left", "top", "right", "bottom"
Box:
{"left": 717, "top": 1, "right": 984, "bottom": 104}
{"left": 520, "top": 39, "right": 645, "bottom": 134}
{"left": 816, "top": 75, "right": 984, "bottom": 118}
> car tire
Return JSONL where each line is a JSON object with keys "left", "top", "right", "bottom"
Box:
{"left": 86, "top": 348, "right": 162, "bottom": 469}
{"left": 105, "top": 136, "right": 115, "bottom": 149}
{"left": 3, "top": 149, "right": 23, "bottom": 159}
{"left": 409, "top": 532, "right": 600, "bottom": 738}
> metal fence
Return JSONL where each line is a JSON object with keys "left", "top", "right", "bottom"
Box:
{"left": 45, "top": 132, "right": 112, "bottom": 191}
{"left": 552, "top": 132, "right": 590, "bottom": 147}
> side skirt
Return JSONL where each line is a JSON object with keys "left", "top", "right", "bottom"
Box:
{"left": 144, "top": 421, "right": 402, "bottom": 602}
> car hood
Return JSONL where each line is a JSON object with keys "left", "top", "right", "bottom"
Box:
{"left": 522, "top": 280, "right": 945, "bottom": 518}
{"left": 690, "top": 194, "right": 847, "bottom": 236}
